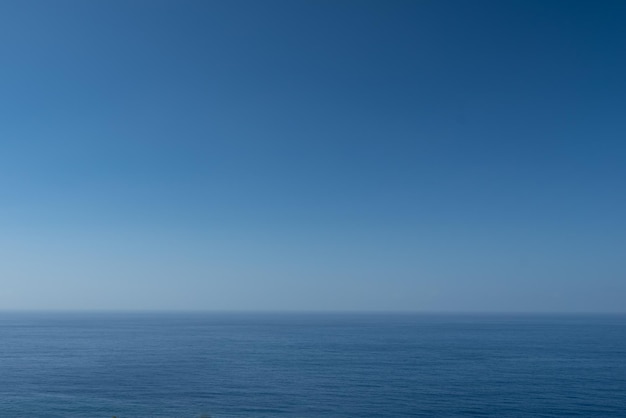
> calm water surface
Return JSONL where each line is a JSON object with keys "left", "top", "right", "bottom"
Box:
{"left": 0, "top": 313, "right": 624, "bottom": 417}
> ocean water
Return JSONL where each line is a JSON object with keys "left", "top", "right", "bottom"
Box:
{"left": 0, "top": 313, "right": 624, "bottom": 417}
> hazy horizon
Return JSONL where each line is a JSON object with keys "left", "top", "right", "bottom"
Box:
{"left": 2, "top": 307, "right": 626, "bottom": 315}
{"left": 1, "top": 0, "right": 625, "bottom": 312}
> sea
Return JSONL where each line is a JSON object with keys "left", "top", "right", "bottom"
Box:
{"left": 0, "top": 312, "right": 624, "bottom": 417}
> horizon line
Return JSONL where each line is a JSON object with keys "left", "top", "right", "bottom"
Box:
{"left": 0, "top": 309, "right": 624, "bottom": 315}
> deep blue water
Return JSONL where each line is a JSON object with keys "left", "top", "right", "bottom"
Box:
{"left": 0, "top": 313, "right": 624, "bottom": 417}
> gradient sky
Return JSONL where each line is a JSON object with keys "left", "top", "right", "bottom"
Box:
{"left": 1, "top": 0, "right": 625, "bottom": 311}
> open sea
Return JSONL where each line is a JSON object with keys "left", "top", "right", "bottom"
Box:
{"left": 0, "top": 312, "right": 624, "bottom": 417}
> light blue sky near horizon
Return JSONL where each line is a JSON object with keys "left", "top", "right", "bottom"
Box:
{"left": 1, "top": 0, "right": 625, "bottom": 311}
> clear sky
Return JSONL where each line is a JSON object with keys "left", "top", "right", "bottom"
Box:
{"left": 1, "top": 0, "right": 624, "bottom": 312}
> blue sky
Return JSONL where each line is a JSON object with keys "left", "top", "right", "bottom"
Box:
{"left": 1, "top": 0, "right": 624, "bottom": 311}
